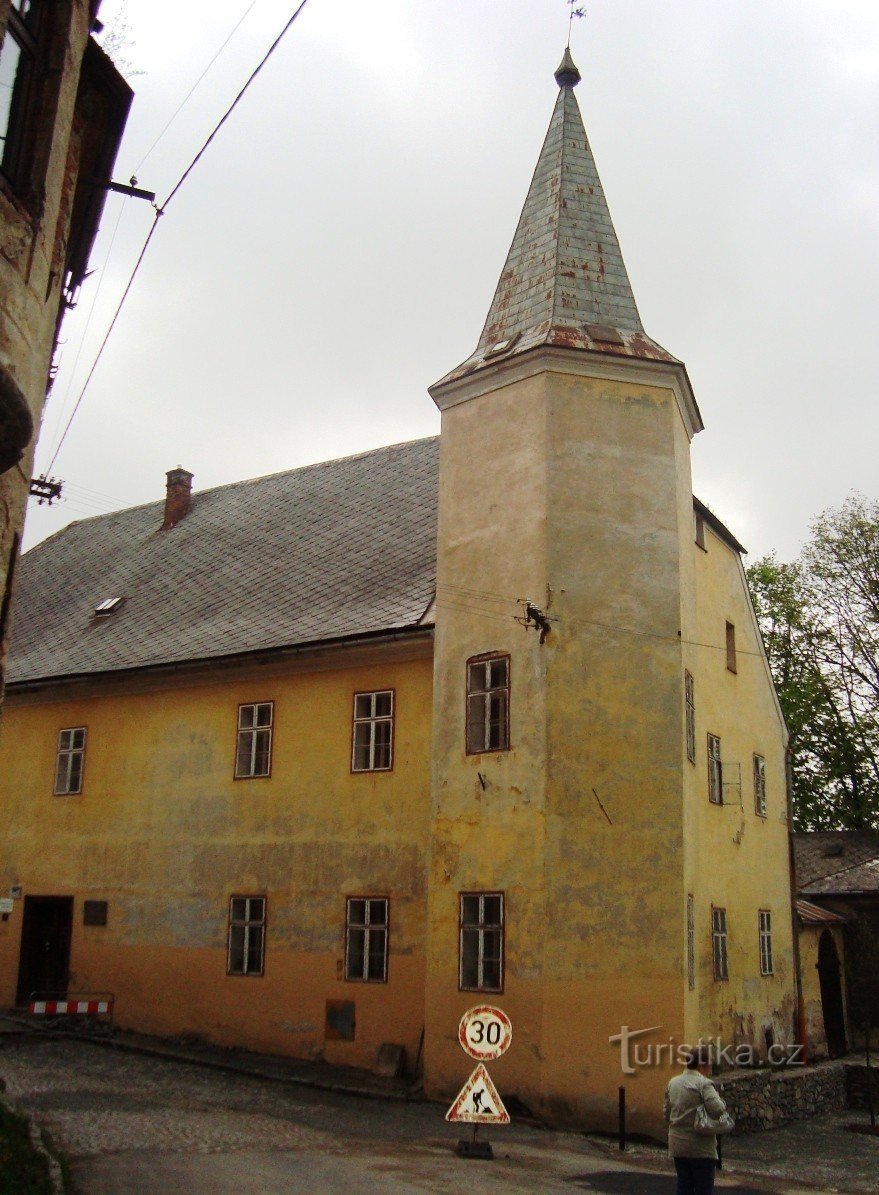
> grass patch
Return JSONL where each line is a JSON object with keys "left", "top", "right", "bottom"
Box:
{"left": 0, "top": 1102, "right": 55, "bottom": 1194}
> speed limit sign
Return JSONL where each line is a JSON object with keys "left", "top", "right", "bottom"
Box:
{"left": 458, "top": 1005, "right": 512, "bottom": 1061}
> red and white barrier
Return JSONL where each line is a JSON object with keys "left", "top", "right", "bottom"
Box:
{"left": 29, "top": 998, "right": 113, "bottom": 1016}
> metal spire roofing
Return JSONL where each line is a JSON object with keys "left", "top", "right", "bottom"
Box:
{"left": 433, "top": 50, "right": 678, "bottom": 390}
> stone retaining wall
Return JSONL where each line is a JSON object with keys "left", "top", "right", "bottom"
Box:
{"left": 716, "top": 1061, "right": 846, "bottom": 1131}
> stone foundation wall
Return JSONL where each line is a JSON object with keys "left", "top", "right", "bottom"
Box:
{"left": 716, "top": 1061, "right": 846, "bottom": 1131}
{"left": 845, "top": 1063, "right": 879, "bottom": 1111}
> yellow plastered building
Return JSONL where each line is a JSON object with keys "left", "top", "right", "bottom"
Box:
{"left": 0, "top": 51, "right": 796, "bottom": 1134}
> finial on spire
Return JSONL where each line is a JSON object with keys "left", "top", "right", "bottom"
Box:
{"left": 565, "top": 1, "right": 586, "bottom": 47}
{"left": 555, "top": 46, "right": 581, "bottom": 89}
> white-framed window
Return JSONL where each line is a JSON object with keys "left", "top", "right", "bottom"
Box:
{"left": 685, "top": 671, "right": 696, "bottom": 764}
{"left": 759, "top": 910, "right": 773, "bottom": 976}
{"left": 753, "top": 754, "right": 767, "bottom": 817}
{"left": 235, "top": 702, "right": 273, "bottom": 778}
{"left": 708, "top": 734, "right": 723, "bottom": 805}
{"left": 459, "top": 892, "right": 504, "bottom": 992}
{"left": 687, "top": 894, "right": 695, "bottom": 990}
{"left": 227, "top": 895, "right": 266, "bottom": 976}
{"left": 345, "top": 897, "right": 388, "bottom": 982}
{"left": 725, "top": 621, "right": 737, "bottom": 673}
{"left": 351, "top": 691, "right": 393, "bottom": 772}
{"left": 712, "top": 907, "right": 729, "bottom": 981}
{"left": 466, "top": 654, "right": 510, "bottom": 754}
{"left": 54, "top": 727, "right": 86, "bottom": 795}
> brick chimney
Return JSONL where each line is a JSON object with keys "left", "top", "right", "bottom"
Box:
{"left": 161, "top": 468, "right": 193, "bottom": 530}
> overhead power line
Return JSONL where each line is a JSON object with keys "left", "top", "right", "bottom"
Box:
{"left": 45, "top": 0, "right": 311, "bottom": 474}
{"left": 133, "top": 0, "right": 260, "bottom": 175}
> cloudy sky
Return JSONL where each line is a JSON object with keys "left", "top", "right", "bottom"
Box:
{"left": 24, "top": 0, "right": 879, "bottom": 562}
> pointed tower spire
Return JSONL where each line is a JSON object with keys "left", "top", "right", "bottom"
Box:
{"left": 433, "top": 51, "right": 681, "bottom": 391}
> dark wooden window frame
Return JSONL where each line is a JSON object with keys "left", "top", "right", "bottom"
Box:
{"left": 226, "top": 894, "right": 266, "bottom": 977}
{"left": 758, "top": 909, "right": 773, "bottom": 976}
{"left": 458, "top": 890, "right": 505, "bottom": 994}
{"left": 465, "top": 652, "right": 511, "bottom": 755}
{"left": 343, "top": 895, "right": 389, "bottom": 983}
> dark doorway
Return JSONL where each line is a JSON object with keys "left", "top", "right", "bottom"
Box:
{"left": 16, "top": 897, "right": 73, "bottom": 1005}
{"left": 817, "top": 929, "right": 847, "bottom": 1057}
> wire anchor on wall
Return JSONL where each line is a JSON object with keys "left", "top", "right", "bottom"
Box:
{"left": 515, "top": 598, "right": 554, "bottom": 644}
{"left": 29, "top": 475, "right": 63, "bottom": 505}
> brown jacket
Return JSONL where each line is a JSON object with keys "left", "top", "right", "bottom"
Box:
{"left": 664, "top": 1069, "right": 727, "bottom": 1160}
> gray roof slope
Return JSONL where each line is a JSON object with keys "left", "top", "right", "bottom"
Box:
{"left": 8, "top": 438, "right": 439, "bottom": 684}
{"left": 433, "top": 51, "right": 677, "bottom": 390}
{"left": 793, "top": 831, "right": 879, "bottom": 894}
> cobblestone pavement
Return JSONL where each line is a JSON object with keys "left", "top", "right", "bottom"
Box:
{"left": 0, "top": 1035, "right": 872, "bottom": 1193}
{"left": 0, "top": 1036, "right": 659, "bottom": 1193}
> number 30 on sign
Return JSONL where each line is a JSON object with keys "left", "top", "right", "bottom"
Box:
{"left": 458, "top": 1005, "right": 513, "bottom": 1061}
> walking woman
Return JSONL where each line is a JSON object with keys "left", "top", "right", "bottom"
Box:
{"left": 664, "top": 1046, "right": 729, "bottom": 1195}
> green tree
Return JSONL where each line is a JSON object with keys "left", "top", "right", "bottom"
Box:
{"left": 747, "top": 496, "right": 879, "bottom": 830}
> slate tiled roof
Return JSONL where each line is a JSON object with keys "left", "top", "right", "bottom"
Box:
{"left": 7, "top": 438, "right": 439, "bottom": 684}
{"left": 433, "top": 51, "right": 680, "bottom": 390}
{"left": 793, "top": 831, "right": 879, "bottom": 896}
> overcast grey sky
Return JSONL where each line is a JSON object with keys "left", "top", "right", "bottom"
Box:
{"left": 24, "top": 0, "right": 879, "bottom": 562}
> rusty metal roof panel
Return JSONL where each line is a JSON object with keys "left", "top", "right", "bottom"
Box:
{"left": 795, "top": 899, "right": 848, "bottom": 926}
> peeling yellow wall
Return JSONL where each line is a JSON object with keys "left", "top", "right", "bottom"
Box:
{"left": 686, "top": 519, "right": 795, "bottom": 1056}
{"left": 0, "top": 645, "right": 433, "bottom": 1069}
{"left": 426, "top": 366, "right": 700, "bottom": 1134}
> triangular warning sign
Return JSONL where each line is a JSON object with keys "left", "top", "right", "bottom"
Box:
{"left": 445, "top": 1063, "right": 510, "bottom": 1124}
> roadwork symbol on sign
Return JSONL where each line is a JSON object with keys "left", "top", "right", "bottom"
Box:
{"left": 458, "top": 1004, "right": 513, "bottom": 1061}
{"left": 445, "top": 1063, "right": 510, "bottom": 1124}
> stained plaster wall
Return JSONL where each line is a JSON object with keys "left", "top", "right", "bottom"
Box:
{"left": 685, "top": 519, "right": 795, "bottom": 1057}
{"left": 425, "top": 365, "right": 695, "bottom": 1134}
{"left": 0, "top": 647, "right": 433, "bottom": 1069}
{"left": 0, "top": 0, "right": 94, "bottom": 697}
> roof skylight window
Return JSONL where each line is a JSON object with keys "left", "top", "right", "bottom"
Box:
{"left": 94, "top": 597, "right": 124, "bottom": 617}
{"left": 484, "top": 331, "right": 521, "bottom": 358}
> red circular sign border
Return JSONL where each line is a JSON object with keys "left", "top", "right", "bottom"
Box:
{"left": 458, "top": 1004, "right": 513, "bottom": 1060}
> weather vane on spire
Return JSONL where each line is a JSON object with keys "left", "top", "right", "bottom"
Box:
{"left": 566, "top": 0, "right": 586, "bottom": 47}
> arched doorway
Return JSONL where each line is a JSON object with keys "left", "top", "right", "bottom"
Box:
{"left": 817, "top": 930, "right": 847, "bottom": 1056}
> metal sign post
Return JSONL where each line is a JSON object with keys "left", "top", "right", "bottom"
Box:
{"left": 447, "top": 1006, "right": 513, "bottom": 1159}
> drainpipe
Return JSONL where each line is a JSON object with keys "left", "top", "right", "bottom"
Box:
{"left": 786, "top": 744, "right": 808, "bottom": 1061}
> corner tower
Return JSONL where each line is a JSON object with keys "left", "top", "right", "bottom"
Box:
{"left": 424, "top": 51, "right": 704, "bottom": 1132}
